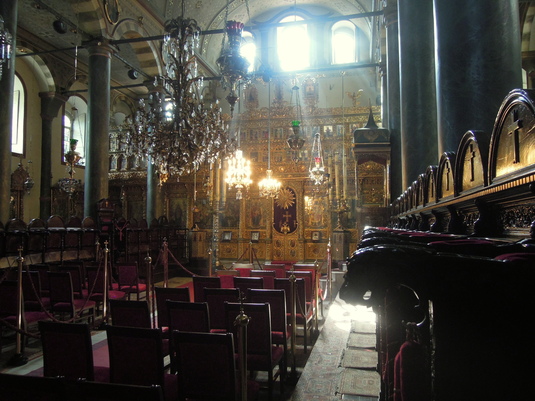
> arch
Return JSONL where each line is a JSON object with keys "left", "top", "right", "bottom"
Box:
{"left": 488, "top": 88, "right": 535, "bottom": 184}
{"left": 112, "top": 18, "right": 162, "bottom": 78}
{"left": 454, "top": 130, "right": 489, "bottom": 194}
{"left": 15, "top": 47, "right": 56, "bottom": 93}
{"left": 424, "top": 165, "right": 438, "bottom": 205}
{"left": 331, "top": 20, "right": 356, "bottom": 64}
{"left": 436, "top": 152, "right": 456, "bottom": 201}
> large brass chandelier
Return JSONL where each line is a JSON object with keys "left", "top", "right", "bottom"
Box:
{"left": 259, "top": 82, "right": 281, "bottom": 198}
{"left": 128, "top": 10, "right": 230, "bottom": 183}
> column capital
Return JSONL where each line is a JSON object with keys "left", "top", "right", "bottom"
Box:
{"left": 84, "top": 38, "right": 118, "bottom": 58}
{"left": 39, "top": 92, "right": 68, "bottom": 121}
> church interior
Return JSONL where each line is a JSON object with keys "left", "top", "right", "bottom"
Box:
{"left": 1, "top": 0, "right": 535, "bottom": 400}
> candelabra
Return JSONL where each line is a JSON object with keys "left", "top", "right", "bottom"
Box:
{"left": 128, "top": 13, "right": 231, "bottom": 184}
{"left": 58, "top": 139, "right": 82, "bottom": 215}
{"left": 259, "top": 82, "right": 281, "bottom": 198}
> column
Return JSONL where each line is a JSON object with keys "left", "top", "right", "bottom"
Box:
{"left": 146, "top": 159, "right": 162, "bottom": 223}
{"left": 434, "top": 0, "right": 522, "bottom": 154}
{"left": 84, "top": 39, "right": 115, "bottom": 219}
{"left": 398, "top": 0, "right": 438, "bottom": 190}
{"left": 39, "top": 92, "right": 66, "bottom": 219}
{"left": 383, "top": 0, "right": 402, "bottom": 199}
{"left": 0, "top": 1, "right": 17, "bottom": 223}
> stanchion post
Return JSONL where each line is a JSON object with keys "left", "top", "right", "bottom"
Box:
{"left": 287, "top": 267, "right": 299, "bottom": 384}
{"left": 327, "top": 239, "right": 332, "bottom": 304}
{"left": 9, "top": 246, "right": 28, "bottom": 366}
{"left": 234, "top": 303, "right": 250, "bottom": 401}
{"left": 145, "top": 251, "right": 155, "bottom": 328}
{"left": 162, "top": 239, "right": 169, "bottom": 288}
{"left": 97, "top": 241, "right": 110, "bottom": 329}
{"left": 314, "top": 260, "right": 320, "bottom": 333}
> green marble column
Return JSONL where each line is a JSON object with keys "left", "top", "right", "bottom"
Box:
{"left": 0, "top": 1, "right": 17, "bottom": 224}
{"left": 39, "top": 92, "right": 66, "bottom": 220}
{"left": 84, "top": 40, "right": 115, "bottom": 219}
{"left": 434, "top": 0, "right": 522, "bottom": 155}
{"left": 383, "top": 0, "right": 402, "bottom": 200}
{"left": 398, "top": 0, "right": 438, "bottom": 190}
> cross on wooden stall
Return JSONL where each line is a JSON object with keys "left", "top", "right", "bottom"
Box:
{"left": 506, "top": 108, "right": 523, "bottom": 164}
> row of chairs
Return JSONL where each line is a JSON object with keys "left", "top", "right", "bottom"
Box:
{"left": 192, "top": 274, "right": 316, "bottom": 352}
{"left": 107, "top": 288, "right": 286, "bottom": 399}
{"left": 0, "top": 260, "right": 147, "bottom": 354}
{"left": 38, "top": 317, "right": 264, "bottom": 400}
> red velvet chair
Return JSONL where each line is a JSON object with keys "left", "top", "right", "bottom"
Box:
{"left": 172, "top": 331, "right": 260, "bottom": 401}
{"left": 154, "top": 287, "right": 190, "bottom": 332}
{"left": 233, "top": 276, "right": 264, "bottom": 298}
{"left": 22, "top": 270, "right": 50, "bottom": 311}
{"left": 109, "top": 299, "right": 152, "bottom": 328}
{"left": 116, "top": 262, "right": 147, "bottom": 301}
{"left": 86, "top": 266, "right": 126, "bottom": 314}
{"left": 0, "top": 280, "right": 50, "bottom": 354}
{"left": 204, "top": 288, "right": 240, "bottom": 333}
{"left": 48, "top": 271, "right": 96, "bottom": 324}
{"left": 274, "top": 277, "right": 314, "bottom": 353}
{"left": 247, "top": 288, "right": 290, "bottom": 373}
{"left": 105, "top": 325, "right": 177, "bottom": 401}
{"left": 166, "top": 300, "right": 211, "bottom": 334}
{"left": 225, "top": 302, "right": 285, "bottom": 400}
{"left": 192, "top": 276, "right": 221, "bottom": 302}
{"left": 166, "top": 300, "right": 211, "bottom": 374}
{"left": 250, "top": 269, "right": 276, "bottom": 289}
{"left": 38, "top": 320, "right": 109, "bottom": 383}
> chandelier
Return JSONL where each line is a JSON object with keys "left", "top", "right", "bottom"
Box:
{"left": 226, "top": 148, "right": 252, "bottom": 200}
{"left": 259, "top": 82, "right": 281, "bottom": 198}
{"left": 128, "top": 11, "right": 230, "bottom": 184}
{"left": 309, "top": 132, "right": 325, "bottom": 185}
{"left": 217, "top": 20, "right": 250, "bottom": 117}
{"left": 58, "top": 139, "right": 82, "bottom": 199}
{"left": 0, "top": 14, "right": 13, "bottom": 81}
{"left": 287, "top": 84, "right": 305, "bottom": 162}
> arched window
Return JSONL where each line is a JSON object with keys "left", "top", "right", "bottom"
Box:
{"left": 241, "top": 30, "right": 256, "bottom": 73}
{"left": 332, "top": 21, "right": 357, "bottom": 65}
{"left": 12, "top": 74, "right": 25, "bottom": 155}
{"left": 277, "top": 15, "right": 310, "bottom": 71}
{"left": 63, "top": 96, "right": 87, "bottom": 166}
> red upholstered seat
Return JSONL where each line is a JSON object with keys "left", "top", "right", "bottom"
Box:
{"left": 116, "top": 262, "right": 147, "bottom": 301}
{"left": 39, "top": 320, "right": 109, "bottom": 383}
{"left": 154, "top": 286, "right": 190, "bottom": 332}
{"left": 172, "top": 331, "right": 260, "bottom": 401}
{"left": 225, "top": 302, "right": 285, "bottom": 399}
{"left": 105, "top": 325, "right": 177, "bottom": 401}
{"left": 204, "top": 287, "right": 240, "bottom": 333}
{"left": 192, "top": 275, "right": 221, "bottom": 302}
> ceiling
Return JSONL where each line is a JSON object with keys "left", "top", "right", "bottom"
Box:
{"left": 14, "top": 0, "right": 379, "bottom": 98}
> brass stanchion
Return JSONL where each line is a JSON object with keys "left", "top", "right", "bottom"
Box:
{"left": 9, "top": 246, "right": 28, "bottom": 366}
{"left": 313, "top": 260, "right": 320, "bottom": 333}
{"left": 234, "top": 300, "right": 250, "bottom": 401}
{"left": 287, "top": 267, "right": 299, "bottom": 384}
{"left": 97, "top": 241, "right": 110, "bottom": 329}
{"left": 145, "top": 252, "right": 155, "bottom": 328}
{"left": 162, "top": 239, "right": 169, "bottom": 288}
{"left": 327, "top": 239, "right": 332, "bottom": 304}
